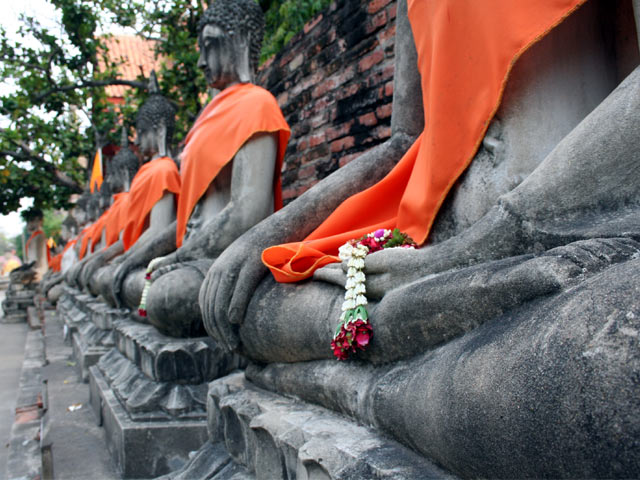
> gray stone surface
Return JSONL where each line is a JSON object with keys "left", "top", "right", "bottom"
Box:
{"left": 198, "top": 372, "right": 451, "bottom": 479}
{"left": 197, "top": 2, "right": 640, "bottom": 479}
{"left": 90, "top": 364, "right": 208, "bottom": 478}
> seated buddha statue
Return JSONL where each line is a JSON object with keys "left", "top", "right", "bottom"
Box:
{"left": 80, "top": 128, "right": 142, "bottom": 294}
{"left": 199, "top": 0, "right": 640, "bottom": 477}
{"left": 92, "top": 74, "right": 181, "bottom": 305}
{"left": 22, "top": 208, "right": 49, "bottom": 283}
{"left": 102, "top": 0, "right": 290, "bottom": 338}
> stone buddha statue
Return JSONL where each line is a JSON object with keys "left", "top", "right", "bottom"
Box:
{"left": 80, "top": 128, "right": 141, "bottom": 294}
{"left": 103, "top": 0, "right": 290, "bottom": 338}
{"left": 199, "top": 0, "right": 640, "bottom": 477}
{"left": 91, "top": 75, "right": 180, "bottom": 305}
{"left": 22, "top": 208, "right": 48, "bottom": 282}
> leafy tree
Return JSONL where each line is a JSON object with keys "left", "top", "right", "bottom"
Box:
{"left": 0, "top": 0, "right": 332, "bottom": 215}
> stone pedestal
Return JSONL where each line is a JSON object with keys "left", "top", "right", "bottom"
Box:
{"left": 1, "top": 283, "right": 36, "bottom": 323}
{"left": 89, "top": 316, "right": 245, "bottom": 478}
{"left": 72, "top": 303, "right": 128, "bottom": 382}
{"left": 56, "top": 287, "right": 103, "bottom": 341}
{"left": 165, "top": 372, "right": 453, "bottom": 480}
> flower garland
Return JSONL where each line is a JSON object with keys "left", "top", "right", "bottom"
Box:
{"left": 331, "top": 228, "right": 416, "bottom": 360}
{"left": 137, "top": 256, "right": 167, "bottom": 317}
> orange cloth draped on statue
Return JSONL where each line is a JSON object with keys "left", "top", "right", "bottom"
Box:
{"left": 176, "top": 82, "right": 290, "bottom": 247}
{"left": 79, "top": 212, "right": 108, "bottom": 259}
{"left": 122, "top": 157, "right": 181, "bottom": 250}
{"left": 263, "top": 0, "right": 587, "bottom": 283}
{"left": 25, "top": 229, "right": 51, "bottom": 263}
{"left": 104, "top": 192, "right": 130, "bottom": 246}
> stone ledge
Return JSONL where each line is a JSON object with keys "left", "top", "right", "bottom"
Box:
{"left": 112, "top": 317, "right": 244, "bottom": 384}
{"left": 202, "top": 372, "right": 454, "bottom": 480}
{"left": 89, "top": 364, "right": 209, "bottom": 478}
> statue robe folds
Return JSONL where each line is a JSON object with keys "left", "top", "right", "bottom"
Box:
{"left": 79, "top": 212, "right": 109, "bottom": 259}
{"left": 262, "top": 0, "right": 587, "bottom": 283}
{"left": 176, "top": 82, "right": 291, "bottom": 247}
{"left": 122, "top": 157, "right": 181, "bottom": 250}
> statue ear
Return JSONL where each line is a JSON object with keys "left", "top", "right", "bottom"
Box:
{"left": 235, "top": 37, "right": 252, "bottom": 83}
{"left": 156, "top": 123, "right": 168, "bottom": 157}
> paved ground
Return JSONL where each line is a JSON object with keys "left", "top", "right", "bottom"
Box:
{"left": 1, "top": 288, "right": 118, "bottom": 480}
{"left": 0, "top": 289, "right": 29, "bottom": 477}
{"left": 43, "top": 311, "right": 118, "bottom": 480}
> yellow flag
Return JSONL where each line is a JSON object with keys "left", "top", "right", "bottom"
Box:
{"left": 90, "top": 149, "right": 103, "bottom": 193}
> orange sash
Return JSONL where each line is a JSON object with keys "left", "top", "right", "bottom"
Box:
{"left": 49, "top": 239, "right": 75, "bottom": 272}
{"left": 79, "top": 212, "right": 109, "bottom": 259}
{"left": 122, "top": 157, "right": 181, "bottom": 250}
{"left": 263, "top": 0, "right": 587, "bottom": 283}
{"left": 25, "top": 229, "right": 51, "bottom": 264}
{"left": 176, "top": 83, "right": 290, "bottom": 247}
{"left": 104, "top": 192, "right": 130, "bottom": 246}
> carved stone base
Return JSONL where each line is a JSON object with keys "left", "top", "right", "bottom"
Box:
{"left": 166, "top": 372, "right": 453, "bottom": 480}
{"left": 1, "top": 282, "right": 36, "bottom": 322}
{"left": 90, "top": 365, "right": 209, "bottom": 478}
{"left": 72, "top": 302, "right": 128, "bottom": 382}
{"left": 57, "top": 287, "right": 103, "bottom": 338}
{"left": 88, "top": 315, "right": 245, "bottom": 477}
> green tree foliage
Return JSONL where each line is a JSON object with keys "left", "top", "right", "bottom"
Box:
{"left": 261, "top": 0, "right": 332, "bottom": 62}
{"left": 0, "top": 0, "right": 331, "bottom": 215}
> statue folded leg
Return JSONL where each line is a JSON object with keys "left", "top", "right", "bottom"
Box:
{"left": 247, "top": 250, "right": 640, "bottom": 478}
{"left": 144, "top": 259, "right": 214, "bottom": 337}
{"left": 232, "top": 62, "right": 640, "bottom": 363}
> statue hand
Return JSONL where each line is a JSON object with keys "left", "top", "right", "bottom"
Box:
{"left": 149, "top": 252, "right": 179, "bottom": 281}
{"left": 363, "top": 247, "right": 426, "bottom": 299}
{"left": 111, "top": 259, "right": 135, "bottom": 308}
{"left": 199, "top": 237, "right": 267, "bottom": 352}
{"left": 314, "top": 248, "right": 424, "bottom": 300}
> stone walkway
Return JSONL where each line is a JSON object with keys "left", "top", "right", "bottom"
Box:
{"left": 0, "top": 288, "right": 28, "bottom": 477}
{"left": 2, "top": 298, "right": 118, "bottom": 480}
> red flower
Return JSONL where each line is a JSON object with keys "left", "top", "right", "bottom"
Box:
{"left": 138, "top": 308, "right": 147, "bottom": 317}
{"left": 359, "top": 236, "right": 383, "bottom": 253}
{"left": 332, "top": 319, "right": 373, "bottom": 360}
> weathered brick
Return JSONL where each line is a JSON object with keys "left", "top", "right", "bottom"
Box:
{"left": 289, "top": 53, "right": 304, "bottom": 72}
{"left": 304, "top": 14, "right": 324, "bottom": 34}
{"left": 330, "top": 136, "right": 355, "bottom": 153}
{"left": 312, "top": 77, "right": 337, "bottom": 99}
{"left": 298, "top": 164, "right": 316, "bottom": 180}
{"left": 384, "top": 81, "right": 394, "bottom": 97}
{"left": 368, "top": 0, "right": 392, "bottom": 15}
{"left": 358, "top": 49, "right": 384, "bottom": 72}
{"left": 388, "top": 2, "right": 397, "bottom": 20}
{"left": 338, "top": 152, "right": 362, "bottom": 168}
{"left": 379, "top": 24, "right": 396, "bottom": 43}
{"left": 366, "top": 11, "right": 388, "bottom": 35}
{"left": 376, "top": 103, "right": 392, "bottom": 119}
{"left": 308, "top": 132, "right": 326, "bottom": 148}
{"left": 359, "top": 112, "right": 378, "bottom": 127}
{"left": 326, "top": 119, "right": 354, "bottom": 141}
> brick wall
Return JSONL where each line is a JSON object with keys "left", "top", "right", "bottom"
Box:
{"left": 257, "top": 0, "right": 397, "bottom": 204}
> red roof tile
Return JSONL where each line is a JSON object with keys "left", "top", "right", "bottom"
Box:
{"left": 98, "top": 35, "right": 163, "bottom": 98}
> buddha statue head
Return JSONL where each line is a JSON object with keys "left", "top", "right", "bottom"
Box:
{"left": 22, "top": 208, "right": 43, "bottom": 234}
{"left": 197, "top": 0, "right": 265, "bottom": 89}
{"left": 98, "top": 180, "right": 113, "bottom": 212}
{"left": 111, "top": 127, "right": 140, "bottom": 192}
{"left": 60, "top": 214, "right": 78, "bottom": 243}
{"left": 86, "top": 192, "right": 102, "bottom": 222}
{"left": 73, "top": 190, "right": 91, "bottom": 226}
{"left": 135, "top": 71, "right": 176, "bottom": 160}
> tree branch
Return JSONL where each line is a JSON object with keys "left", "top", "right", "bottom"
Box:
{"left": 33, "top": 78, "right": 147, "bottom": 102}
{"left": 0, "top": 145, "right": 82, "bottom": 192}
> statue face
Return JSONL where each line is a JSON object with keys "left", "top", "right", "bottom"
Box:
{"left": 136, "top": 128, "right": 158, "bottom": 161}
{"left": 198, "top": 24, "right": 244, "bottom": 89}
{"left": 26, "top": 217, "right": 42, "bottom": 233}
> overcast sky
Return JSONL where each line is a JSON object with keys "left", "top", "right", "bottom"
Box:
{"left": 0, "top": 0, "right": 59, "bottom": 238}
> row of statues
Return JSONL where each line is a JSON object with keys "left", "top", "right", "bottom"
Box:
{"left": 47, "top": 0, "right": 640, "bottom": 476}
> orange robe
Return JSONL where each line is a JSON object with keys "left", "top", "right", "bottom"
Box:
{"left": 25, "top": 229, "right": 51, "bottom": 263}
{"left": 176, "top": 82, "right": 290, "bottom": 247}
{"left": 104, "top": 192, "right": 130, "bottom": 247}
{"left": 122, "top": 157, "right": 181, "bottom": 250}
{"left": 263, "top": 0, "right": 587, "bottom": 283}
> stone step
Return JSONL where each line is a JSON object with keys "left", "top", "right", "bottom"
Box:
{"left": 111, "top": 317, "right": 245, "bottom": 384}
{"left": 194, "top": 372, "right": 454, "bottom": 480}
